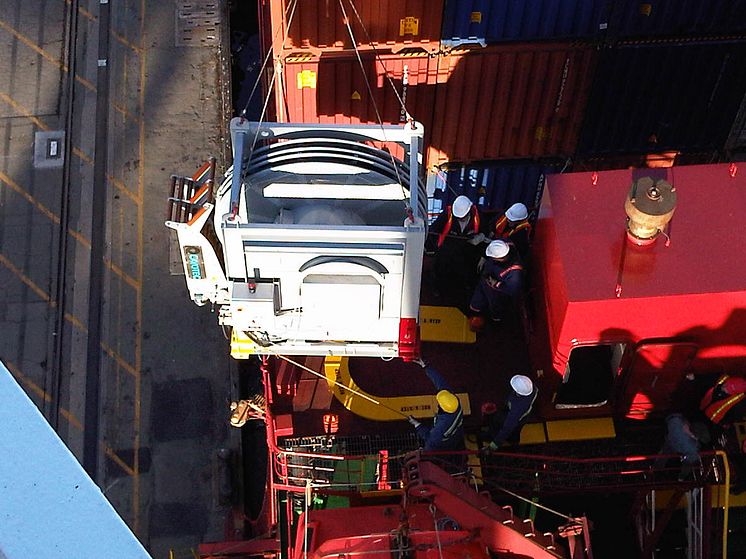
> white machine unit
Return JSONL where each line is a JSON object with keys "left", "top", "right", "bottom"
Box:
{"left": 167, "top": 119, "right": 427, "bottom": 359}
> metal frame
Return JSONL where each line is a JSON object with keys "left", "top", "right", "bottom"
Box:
{"left": 228, "top": 117, "right": 425, "bottom": 221}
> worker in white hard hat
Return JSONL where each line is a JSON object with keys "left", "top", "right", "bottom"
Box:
{"left": 425, "top": 195, "right": 488, "bottom": 307}
{"left": 468, "top": 239, "right": 524, "bottom": 331}
{"left": 492, "top": 202, "right": 531, "bottom": 262}
{"left": 407, "top": 358, "right": 465, "bottom": 453}
{"left": 484, "top": 374, "right": 538, "bottom": 450}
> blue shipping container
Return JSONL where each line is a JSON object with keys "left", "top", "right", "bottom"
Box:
{"left": 441, "top": 0, "right": 609, "bottom": 47}
{"left": 607, "top": 0, "right": 746, "bottom": 40}
{"left": 428, "top": 161, "right": 562, "bottom": 223}
{"left": 440, "top": 0, "right": 746, "bottom": 48}
{"left": 578, "top": 42, "right": 746, "bottom": 155}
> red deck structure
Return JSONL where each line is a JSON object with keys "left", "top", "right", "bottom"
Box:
{"left": 533, "top": 163, "right": 746, "bottom": 418}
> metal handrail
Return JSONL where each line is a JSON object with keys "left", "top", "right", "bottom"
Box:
{"left": 270, "top": 446, "right": 727, "bottom": 493}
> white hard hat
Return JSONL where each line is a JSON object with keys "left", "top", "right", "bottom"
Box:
{"left": 452, "top": 195, "right": 473, "bottom": 219}
{"left": 510, "top": 375, "right": 534, "bottom": 396}
{"left": 505, "top": 202, "right": 528, "bottom": 222}
{"left": 485, "top": 239, "right": 510, "bottom": 259}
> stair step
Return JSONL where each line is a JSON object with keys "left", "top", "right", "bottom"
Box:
{"left": 522, "top": 518, "right": 535, "bottom": 537}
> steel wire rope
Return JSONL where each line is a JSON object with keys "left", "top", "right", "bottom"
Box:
{"left": 429, "top": 503, "right": 445, "bottom": 559}
{"left": 238, "top": 0, "right": 298, "bottom": 119}
{"left": 336, "top": 0, "right": 414, "bottom": 218}
{"left": 232, "top": 0, "right": 299, "bottom": 218}
{"left": 343, "top": 0, "right": 413, "bottom": 124}
{"left": 267, "top": 352, "right": 411, "bottom": 418}
{"left": 469, "top": 471, "right": 576, "bottom": 522}
{"left": 343, "top": 0, "right": 431, "bottom": 222}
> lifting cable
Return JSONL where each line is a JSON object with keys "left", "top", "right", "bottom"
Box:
{"left": 344, "top": 0, "right": 413, "bottom": 126}
{"left": 473, "top": 473, "right": 576, "bottom": 523}
{"left": 266, "top": 351, "right": 411, "bottom": 419}
{"left": 337, "top": 0, "right": 415, "bottom": 219}
{"left": 238, "top": 0, "right": 297, "bottom": 120}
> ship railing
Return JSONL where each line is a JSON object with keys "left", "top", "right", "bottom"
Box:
{"left": 269, "top": 446, "right": 729, "bottom": 497}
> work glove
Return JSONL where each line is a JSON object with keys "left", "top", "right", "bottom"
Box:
{"left": 468, "top": 232, "right": 487, "bottom": 245}
{"left": 413, "top": 357, "right": 427, "bottom": 368}
{"left": 407, "top": 415, "right": 422, "bottom": 428}
{"left": 480, "top": 442, "right": 499, "bottom": 455}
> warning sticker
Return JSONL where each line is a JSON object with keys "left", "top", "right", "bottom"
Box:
{"left": 351, "top": 90, "right": 361, "bottom": 100}
{"left": 470, "top": 11, "right": 482, "bottom": 24}
{"left": 297, "top": 70, "right": 317, "bottom": 89}
{"left": 399, "top": 16, "right": 419, "bottom": 36}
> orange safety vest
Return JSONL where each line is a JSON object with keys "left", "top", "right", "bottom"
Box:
{"left": 437, "top": 204, "right": 480, "bottom": 248}
{"left": 700, "top": 374, "right": 746, "bottom": 424}
{"left": 494, "top": 216, "right": 532, "bottom": 239}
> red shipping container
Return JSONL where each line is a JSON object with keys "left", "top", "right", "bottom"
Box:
{"left": 277, "top": 52, "right": 442, "bottom": 158}
{"left": 428, "top": 43, "right": 598, "bottom": 165}
{"left": 260, "top": 0, "right": 443, "bottom": 58}
{"left": 272, "top": 43, "right": 598, "bottom": 167}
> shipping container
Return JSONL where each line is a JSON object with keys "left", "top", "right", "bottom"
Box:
{"left": 606, "top": 0, "right": 746, "bottom": 40}
{"left": 577, "top": 42, "right": 746, "bottom": 155}
{"left": 276, "top": 52, "right": 442, "bottom": 161}
{"left": 428, "top": 43, "right": 598, "bottom": 164}
{"left": 260, "top": 0, "right": 443, "bottom": 58}
{"left": 441, "top": 0, "right": 609, "bottom": 48}
{"left": 426, "top": 160, "right": 562, "bottom": 222}
{"left": 439, "top": 0, "right": 746, "bottom": 50}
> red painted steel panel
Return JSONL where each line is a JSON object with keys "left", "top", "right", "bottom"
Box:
{"left": 428, "top": 43, "right": 598, "bottom": 164}
{"left": 266, "top": 0, "right": 443, "bottom": 56}
{"left": 533, "top": 164, "right": 746, "bottom": 401}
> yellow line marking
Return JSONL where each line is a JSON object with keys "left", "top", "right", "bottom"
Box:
{"left": 113, "top": 102, "right": 141, "bottom": 123}
{"left": 0, "top": 253, "right": 52, "bottom": 303}
{"left": 1, "top": 13, "right": 140, "bottom": 116}
{"left": 0, "top": 93, "right": 142, "bottom": 204}
{"left": 5, "top": 360, "right": 84, "bottom": 430}
{"left": 0, "top": 169, "right": 60, "bottom": 224}
{"left": 112, "top": 30, "right": 144, "bottom": 55}
{"left": 106, "top": 447, "right": 137, "bottom": 477}
{"left": 0, "top": 252, "right": 140, "bottom": 379}
{"left": 0, "top": 171, "right": 140, "bottom": 289}
{"left": 0, "top": 18, "right": 95, "bottom": 92}
{"left": 0, "top": 92, "right": 49, "bottom": 130}
{"left": 100, "top": 335, "right": 140, "bottom": 378}
{"left": 65, "top": 0, "right": 144, "bottom": 54}
{"left": 5, "top": 360, "right": 136, "bottom": 475}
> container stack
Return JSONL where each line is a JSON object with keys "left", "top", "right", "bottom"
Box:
{"left": 256, "top": 0, "right": 746, "bottom": 219}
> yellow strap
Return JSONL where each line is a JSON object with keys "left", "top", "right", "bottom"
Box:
{"left": 324, "top": 356, "right": 471, "bottom": 421}
{"left": 420, "top": 306, "right": 476, "bottom": 344}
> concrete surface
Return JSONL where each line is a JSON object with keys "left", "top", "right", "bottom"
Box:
{"left": 0, "top": 1, "right": 239, "bottom": 556}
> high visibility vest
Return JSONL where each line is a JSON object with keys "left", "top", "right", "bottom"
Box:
{"left": 437, "top": 205, "right": 480, "bottom": 248}
{"left": 700, "top": 374, "right": 746, "bottom": 424}
{"left": 495, "top": 216, "right": 531, "bottom": 239}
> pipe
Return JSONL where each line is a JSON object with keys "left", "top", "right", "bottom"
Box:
{"left": 230, "top": 131, "right": 246, "bottom": 215}
{"left": 206, "top": 156, "right": 216, "bottom": 203}
{"left": 167, "top": 175, "right": 178, "bottom": 221}
{"left": 715, "top": 450, "right": 729, "bottom": 558}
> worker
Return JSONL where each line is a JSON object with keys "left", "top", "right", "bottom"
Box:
{"left": 699, "top": 374, "right": 746, "bottom": 426}
{"left": 655, "top": 413, "right": 710, "bottom": 481}
{"left": 468, "top": 239, "right": 524, "bottom": 330}
{"left": 407, "top": 358, "right": 464, "bottom": 453}
{"left": 484, "top": 375, "right": 538, "bottom": 450}
{"left": 493, "top": 202, "right": 531, "bottom": 262}
{"left": 425, "top": 195, "right": 488, "bottom": 306}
